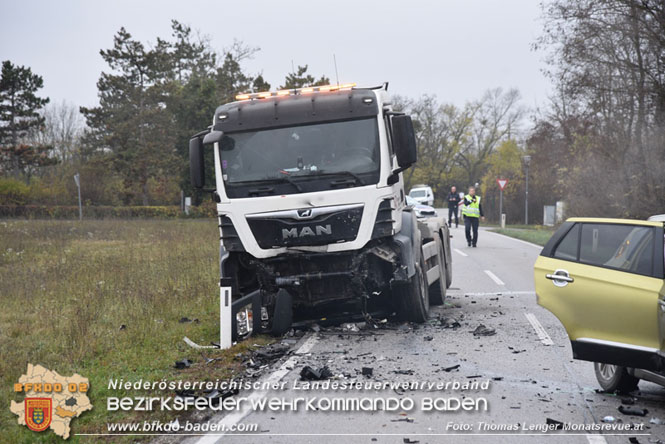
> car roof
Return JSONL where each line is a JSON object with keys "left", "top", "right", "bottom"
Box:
{"left": 566, "top": 217, "right": 663, "bottom": 227}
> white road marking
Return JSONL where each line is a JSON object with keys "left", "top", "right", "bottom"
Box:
{"left": 586, "top": 434, "right": 608, "bottom": 444}
{"left": 462, "top": 291, "right": 534, "bottom": 297}
{"left": 485, "top": 229, "right": 543, "bottom": 249}
{"left": 484, "top": 270, "right": 505, "bottom": 286}
{"left": 453, "top": 248, "right": 468, "bottom": 257}
{"left": 194, "top": 334, "right": 319, "bottom": 444}
{"left": 524, "top": 312, "right": 554, "bottom": 346}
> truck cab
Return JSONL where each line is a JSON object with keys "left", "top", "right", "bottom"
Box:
{"left": 189, "top": 83, "right": 452, "bottom": 342}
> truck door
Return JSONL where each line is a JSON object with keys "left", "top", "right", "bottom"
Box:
{"left": 535, "top": 221, "right": 665, "bottom": 371}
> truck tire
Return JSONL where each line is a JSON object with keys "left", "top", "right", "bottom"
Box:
{"left": 396, "top": 255, "right": 430, "bottom": 322}
{"left": 429, "top": 238, "right": 447, "bottom": 305}
{"left": 593, "top": 362, "right": 639, "bottom": 393}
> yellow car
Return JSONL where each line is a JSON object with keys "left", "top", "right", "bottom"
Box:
{"left": 534, "top": 217, "right": 665, "bottom": 392}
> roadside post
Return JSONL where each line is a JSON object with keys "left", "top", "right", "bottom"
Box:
{"left": 522, "top": 155, "right": 531, "bottom": 225}
{"left": 219, "top": 279, "right": 233, "bottom": 349}
{"left": 496, "top": 178, "right": 508, "bottom": 228}
{"left": 73, "top": 173, "right": 82, "bottom": 221}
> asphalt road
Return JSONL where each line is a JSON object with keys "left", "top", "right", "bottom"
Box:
{"left": 183, "top": 226, "right": 665, "bottom": 444}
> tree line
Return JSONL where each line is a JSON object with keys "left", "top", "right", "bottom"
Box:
{"left": 1, "top": 1, "right": 663, "bottom": 221}
{"left": 0, "top": 21, "right": 328, "bottom": 207}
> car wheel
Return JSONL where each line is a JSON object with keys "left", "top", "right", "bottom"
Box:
{"left": 593, "top": 362, "right": 640, "bottom": 393}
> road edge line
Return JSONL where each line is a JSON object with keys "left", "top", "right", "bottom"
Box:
{"left": 194, "top": 334, "right": 319, "bottom": 444}
{"left": 485, "top": 229, "right": 544, "bottom": 249}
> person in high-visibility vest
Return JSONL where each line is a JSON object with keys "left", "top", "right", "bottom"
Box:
{"left": 462, "top": 186, "right": 485, "bottom": 247}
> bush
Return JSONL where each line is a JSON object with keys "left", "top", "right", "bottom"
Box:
{"left": 0, "top": 178, "right": 30, "bottom": 205}
{"left": 0, "top": 204, "right": 216, "bottom": 219}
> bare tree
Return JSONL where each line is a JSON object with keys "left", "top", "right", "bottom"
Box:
{"left": 456, "top": 88, "right": 524, "bottom": 185}
{"left": 31, "top": 100, "right": 84, "bottom": 163}
{"left": 534, "top": 0, "right": 665, "bottom": 217}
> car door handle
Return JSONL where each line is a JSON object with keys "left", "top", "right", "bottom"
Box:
{"left": 659, "top": 300, "right": 665, "bottom": 312}
{"left": 545, "top": 269, "right": 574, "bottom": 287}
{"left": 546, "top": 274, "right": 574, "bottom": 282}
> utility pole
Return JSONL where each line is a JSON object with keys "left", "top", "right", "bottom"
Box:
{"left": 73, "top": 173, "right": 82, "bottom": 221}
{"left": 522, "top": 155, "right": 531, "bottom": 225}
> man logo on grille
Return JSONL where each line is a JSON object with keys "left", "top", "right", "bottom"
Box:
{"left": 296, "top": 208, "right": 313, "bottom": 219}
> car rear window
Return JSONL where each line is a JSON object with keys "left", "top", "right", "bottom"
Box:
{"left": 580, "top": 224, "right": 654, "bottom": 276}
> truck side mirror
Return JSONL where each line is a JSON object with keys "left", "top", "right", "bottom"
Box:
{"left": 189, "top": 137, "right": 205, "bottom": 189}
{"left": 391, "top": 115, "right": 417, "bottom": 169}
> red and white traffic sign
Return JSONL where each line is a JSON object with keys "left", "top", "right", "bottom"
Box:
{"left": 496, "top": 178, "right": 508, "bottom": 190}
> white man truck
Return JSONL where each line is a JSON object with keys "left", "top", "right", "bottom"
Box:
{"left": 189, "top": 82, "right": 452, "bottom": 347}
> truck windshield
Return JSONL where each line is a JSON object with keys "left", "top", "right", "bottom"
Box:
{"left": 219, "top": 118, "right": 380, "bottom": 193}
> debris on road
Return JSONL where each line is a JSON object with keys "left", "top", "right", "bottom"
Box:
{"left": 300, "top": 366, "right": 333, "bottom": 381}
{"left": 546, "top": 418, "right": 564, "bottom": 430}
{"left": 618, "top": 405, "right": 648, "bottom": 417}
{"left": 403, "top": 439, "right": 419, "bottom": 444}
{"left": 472, "top": 324, "right": 496, "bottom": 337}
{"left": 423, "top": 335, "right": 433, "bottom": 341}
{"left": 601, "top": 416, "right": 620, "bottom": 423}
{"left": 341, "top": 323, "right": 361, "bottom": 333}
{"left": 183, "top": 336, "right": 218, "bottom": 349}
{"left": 361, "top": 367, "right": 374, "bottom": 377}
{"left": 438, "top": 316, "right": 462, "bottom": 329}
{"left": 252, "top": 343, "right": 291, "bottom": 364}
{"left": 391, "top": 417, "right": 414, "bottom": 423}
{"left": 442, "top": 364, "right": 460, "bottom": 373}
{"left": 174, "top": 359, "right": 193, "bottom": 369}
{"left": 650, "top": 417, "right": 663, "bottom": 425}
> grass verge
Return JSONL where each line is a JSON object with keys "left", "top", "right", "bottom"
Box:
{"left": 0, "top": 219, "right": 271, "bottom": 443}
{"left": 490, "top": 226, "right": 555, "bottom": 246}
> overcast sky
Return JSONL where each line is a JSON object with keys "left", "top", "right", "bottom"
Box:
{"left": 0, "top": 0, "right": 551, "bottom": 112}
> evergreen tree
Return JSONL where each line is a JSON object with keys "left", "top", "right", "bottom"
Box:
{"left": 0, "top": 60, "right": 53, "bottom": 178}
{"left": 280, "top": 65, "right": 330, "bottom": 89}
{"left": 80, "top": 28, "right": 177, "bottom": 205}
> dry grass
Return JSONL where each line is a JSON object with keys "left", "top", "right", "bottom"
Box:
{"left": 0, "top": 219, "right": 271, "bottom": 443}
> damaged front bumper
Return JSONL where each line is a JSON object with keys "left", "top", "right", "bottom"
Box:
{"left": 225, "top": 239, "right": 408, "bottom": 340}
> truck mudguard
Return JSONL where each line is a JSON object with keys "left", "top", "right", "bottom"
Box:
{"left": 392, "top": 210, "right": 420, "bottom": 280}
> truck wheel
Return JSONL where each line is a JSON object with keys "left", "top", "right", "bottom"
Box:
{"left": 429, "top": 238, "right": 447, "bottom": 305}
{"left": 593, "top": 362, "right": 639, "bottom": 393}
{"left": 396, "top": 255, "right": 430, "bottom": 322}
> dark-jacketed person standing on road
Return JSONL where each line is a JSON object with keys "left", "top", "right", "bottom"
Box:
{"left": 447, "top": 186, "right": 461, "bottom": 228}
{"left": 462, "top": 186, "right": 485, "bottom": 247}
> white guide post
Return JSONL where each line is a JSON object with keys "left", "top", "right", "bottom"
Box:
{"left": 220, "top": 285, "right": 233, "bottom": 349}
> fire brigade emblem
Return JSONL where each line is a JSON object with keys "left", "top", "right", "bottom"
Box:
{"left": 25, "top": 398, "right": 52, "bottom": 432}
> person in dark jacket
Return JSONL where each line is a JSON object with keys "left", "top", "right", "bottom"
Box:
{"left": 447, "top": 186, "right": 461, "bottom": 228}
